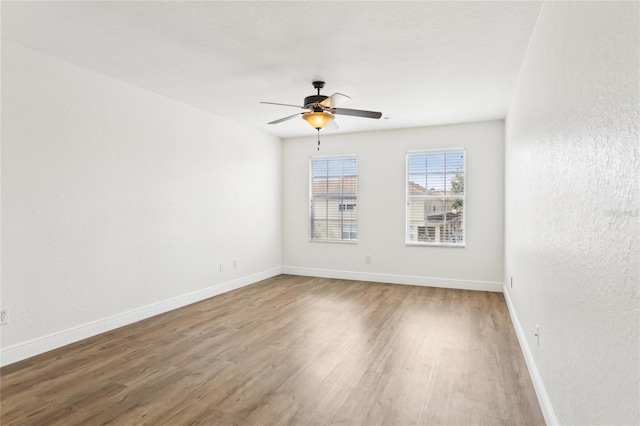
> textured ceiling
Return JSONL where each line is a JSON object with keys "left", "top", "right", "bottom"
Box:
{"left": 2, "top": 1, "right": 542, "bottom": 139}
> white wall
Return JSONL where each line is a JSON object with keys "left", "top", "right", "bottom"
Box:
{"left": 1, "top": 42, "right": 282, "bottom": 355}
{"left": 505, "top": 2, "right": 639, "bottom": 425}
{"left": 282, "top": 121, "right": 504, "bottom": 291}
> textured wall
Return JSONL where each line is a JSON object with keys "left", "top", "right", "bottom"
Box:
{"left": 505, "top": 2, "right": 639, "bottom": 425}
{"left": 282, "top": 121, "right": 504, "bottom": 288}
{"left": 1, "top": 41, "right": 282, "bottom": 348}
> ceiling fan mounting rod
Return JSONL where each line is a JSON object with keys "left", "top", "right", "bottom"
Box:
{"left": 304, "top": 81, "right": 328, "bottom": 107}
{"left": 312, "top": 81, "right": 325, "bottom": 95}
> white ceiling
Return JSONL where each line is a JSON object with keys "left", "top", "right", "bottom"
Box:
{"left": 2, "top": 1, "right": 543, "bottom": 139}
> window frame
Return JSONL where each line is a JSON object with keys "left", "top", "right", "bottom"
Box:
{"left": 405, "top": 148, "right": 466, "bottom": 248}
{"left": 309, "top": 154, "right": 358, "bottom": 243}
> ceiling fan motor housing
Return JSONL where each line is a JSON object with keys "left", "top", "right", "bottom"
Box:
{"left": 304, "top": 95, "right": 329, "bottom": 108}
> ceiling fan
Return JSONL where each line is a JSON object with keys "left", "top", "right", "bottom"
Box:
{"left": 261, "top": 81, "right": 382, "bottom": 131}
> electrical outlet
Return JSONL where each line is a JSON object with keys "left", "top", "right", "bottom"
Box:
{"left": 219, "top": 262, "right": 224, "bottom": 272}
{"left": 366, "top": 255, "right": 372, "bottom": 264}
{"left": 0, "top": 308, "right": 8, "bottom": 325}
{"left": 510, "top": 276, "right": 513, "bottom": 288}
{"left": 234, "top": 259, "right": 238, "bottom": 269}
{"left": 535, "top": 325, "right": 540, "bottom": 346}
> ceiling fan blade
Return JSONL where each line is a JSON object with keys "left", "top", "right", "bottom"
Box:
{"left": 268, "top": 113, "right": 302, "bottom": 125}
{"left": 325, "top": 119, "right": 339, "bottom": 130}
{"left": 260, "top": 101, "right": 305, "bottom": 109}
{"left": 333, "top": 108, "right": 383, "bottom": 119}
{"left": 320, "top": 93, "right": 351, "bottom": 108}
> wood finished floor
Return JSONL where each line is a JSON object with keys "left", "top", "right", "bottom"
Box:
{"left": 1, "top": 275, "right": 545, "bottom": 425}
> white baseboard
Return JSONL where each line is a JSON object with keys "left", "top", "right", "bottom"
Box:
{"left": 281, "top": 266, "right": 503, "bottom": 292}
{"left": 0, "top": 267, "right": 282, "bottom": 367}
{"left": 503, "top": 286, "right": 558, "bottom": 426}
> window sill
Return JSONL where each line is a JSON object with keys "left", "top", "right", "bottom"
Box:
{"left": 309, "top": 239, "right": 358, "bottom": 244}
{"left": 405, "top": 242, "right": 465, "bottom": 248}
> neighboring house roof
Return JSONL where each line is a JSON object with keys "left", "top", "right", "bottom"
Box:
{"left": 312, "top": 175, "right": 357, "bottom": 196}
{"left": 408, "top": 181, "right": 426, "bottom": 195}
{"left": 408, "top": 181, "right": 447, "bottom": 196}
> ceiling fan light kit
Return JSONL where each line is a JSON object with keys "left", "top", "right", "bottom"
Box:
{"left": 302, "top": 111, "right": 335, "bottom": 129}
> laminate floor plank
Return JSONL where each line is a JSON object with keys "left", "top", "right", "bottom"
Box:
{"left": 1, "top": 275, "right": 545, "bottom": 425}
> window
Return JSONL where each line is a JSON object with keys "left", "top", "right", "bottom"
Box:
{"left": 406, "top": 149, "right": 465, "bottom": 246}
{"left": 309, "top": 155, "right": 358, "bottom": 242}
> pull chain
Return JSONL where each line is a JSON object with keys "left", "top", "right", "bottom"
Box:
{"left": 317, "top": 128, "right": 320, "bottom": 150}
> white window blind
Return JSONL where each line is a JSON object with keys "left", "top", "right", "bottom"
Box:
{"left": 406, "top": 149, "right": 465, "bottom": 246}
{"left": 309, "top": 155, "right": 358, "bottom": 242}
